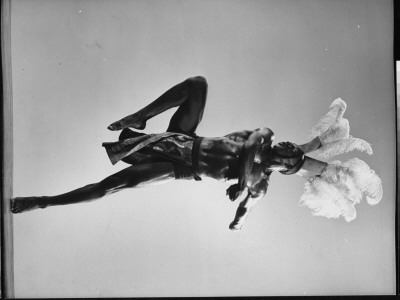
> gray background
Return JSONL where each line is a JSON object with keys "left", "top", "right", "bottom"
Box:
{"left": 12, "top": 0, "right": 395, "bottom": 297}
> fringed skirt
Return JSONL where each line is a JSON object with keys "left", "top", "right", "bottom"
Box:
{"left": 300, "top": 158, "right": 383, "bottom": 222}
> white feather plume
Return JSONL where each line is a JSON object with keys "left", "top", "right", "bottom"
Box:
{"left": 300, "top": 178, "right": 358, "bottom": 222}
{"left": 299, "top": 158, "right": 383, "bottom": 222}
{"left": 310, "top": 98, "right": 373, "bottom": 158}
{"left": 310, "top": 98, "right": 347, "bottom": 137}
{"left": 316, "top": 137, "right": 373, "bottom": 158}
{"left": 343, "top": 158, "right": 383, "bottom": 205}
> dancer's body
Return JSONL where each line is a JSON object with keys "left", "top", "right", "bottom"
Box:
{"left": 11, "top": 76, "right": 382, "bottom": 230}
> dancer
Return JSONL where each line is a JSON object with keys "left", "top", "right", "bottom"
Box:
{"left": 11, "top": 76, "right": 382, "bottom": 230}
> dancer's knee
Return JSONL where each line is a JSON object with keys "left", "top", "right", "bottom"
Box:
{"left": 187, "top": 76, "right": 208, "bottom": 92}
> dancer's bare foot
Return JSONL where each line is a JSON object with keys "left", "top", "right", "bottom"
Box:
{"left": 10, "top": 197, "right": 47, "bottom": 214}
{"left": 107, "top": 112, "right": 147, "bottom": 131}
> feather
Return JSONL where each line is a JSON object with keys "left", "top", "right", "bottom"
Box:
{"left": 343, "top": 158, "right": 383, "bottom": 205}
{"left": 300, "top": 178, "right": 357, "bottom": 222}
{"left": 317, "top": 137, "right": 373, "bottom": 158}
{"left": 319, "top": 118, "right": 350, "bottom": 144}
{"left": 299, "top": 158, "right": 383, "bottom": 222}
{"left": 310, "top": 98, "right": 347, "bottom": 138}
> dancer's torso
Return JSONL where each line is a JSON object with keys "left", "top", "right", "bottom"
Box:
{"left": 197, "top": 136, "right": 243, "bottom": 181}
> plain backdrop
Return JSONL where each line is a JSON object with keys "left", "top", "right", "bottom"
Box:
{"left": 11, "top": 0, "right": 395, "bottom": 297}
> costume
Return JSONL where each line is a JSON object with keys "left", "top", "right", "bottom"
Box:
{"left": 300, "top": 98, "right": 383, "bottom": 222}
{"left": 102, "top": 128, "right": 203, "bottom": 180}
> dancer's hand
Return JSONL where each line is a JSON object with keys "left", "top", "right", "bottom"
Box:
{"left": 226, "top": 184, "right": 243, "bottom": 201}
{"left": 229, "top": 220, "right": 242, "bottom": 231}
{"left": 229, "top": 190, "right": 265, "bottom": 232}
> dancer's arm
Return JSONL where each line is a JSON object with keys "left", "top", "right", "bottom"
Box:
{"left": 224, "top": 130, "right": 254, "bottom": 143}
{"left": 226, "top": 127, "right": 273, "bottom": 201}
{"left": 238, "top": 128, "right": 274, "bottom": 191}
{"left": 226, "top": 127, "right": 273, "bottom": 230}
{"left": 297, "top": 137, "right": 322, "bottom": 154}
{"left": 229, "top": 192, "right": 258, "bottom": 231}
{"left": 229, "top": 167, "right": 270, "bottom": 231}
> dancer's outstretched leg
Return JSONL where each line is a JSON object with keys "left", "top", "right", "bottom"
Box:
{"left": 11, "top": 162, "right": 176, "bottom": 213}
{"left": 108, "top": 76, "right": 208, "bottom": 135}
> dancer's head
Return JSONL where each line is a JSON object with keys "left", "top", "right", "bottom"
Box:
{"left": 256, "top": 141, "right": 305, "bottom": 174}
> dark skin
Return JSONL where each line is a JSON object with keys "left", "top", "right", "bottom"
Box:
{"left": 11, "top": 76, "right": 326, "bottom": 230}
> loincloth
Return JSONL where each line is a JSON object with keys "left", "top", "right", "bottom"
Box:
{"left": 102, "top": 128, "right": 203, "bottom": 180}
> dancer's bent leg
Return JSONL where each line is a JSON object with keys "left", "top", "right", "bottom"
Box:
{"left": 108, "top": 76, "right": 208, "bottom": 134}
{"left": 11, "top": 162, "right": 175, "bottom": 213}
